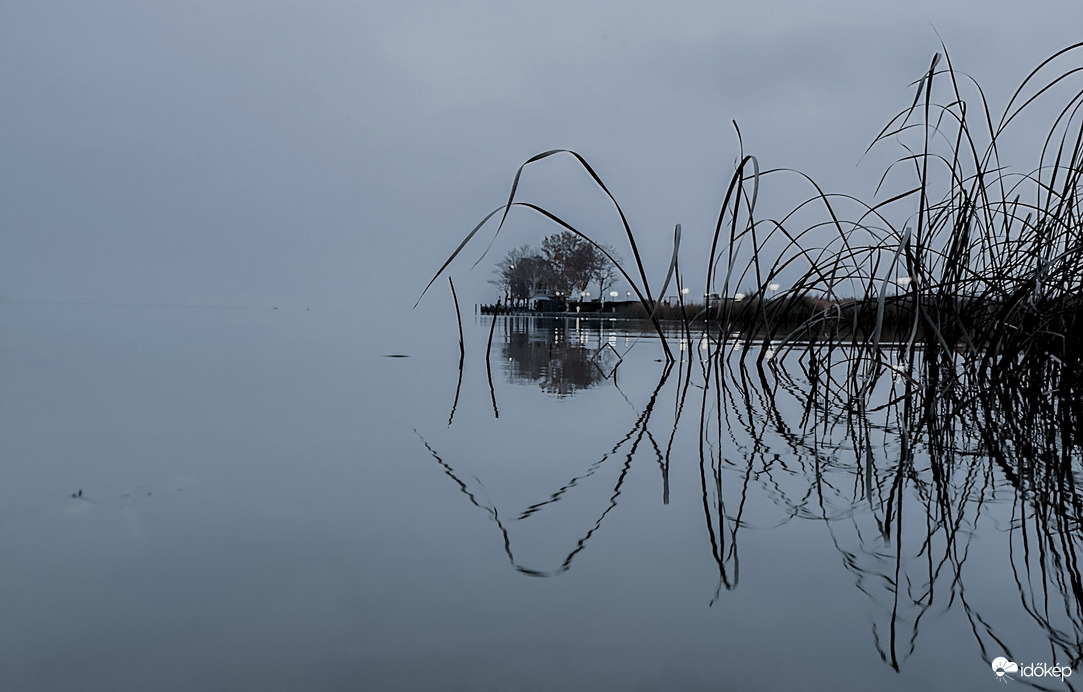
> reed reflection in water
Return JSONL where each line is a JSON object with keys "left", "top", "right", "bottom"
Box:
{"left": 421, "top": 316, "right": 1083, "bottom": 685}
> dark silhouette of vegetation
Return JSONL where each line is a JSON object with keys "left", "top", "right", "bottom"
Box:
{"left": 488, "top": 245, "right": 556, "bottom": 306}
{"left": 488, "top": 233, "right": 622, "bottom": 306}
{"left": 419, "top": 43, "right": 1083, "bottom": 384}
{"left": 419, "top": 43, "right": 1083, "bottom": 680}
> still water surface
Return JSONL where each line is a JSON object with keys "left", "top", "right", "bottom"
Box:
{"left": 1, "top": 304, "right": 1078, "bottom": 690}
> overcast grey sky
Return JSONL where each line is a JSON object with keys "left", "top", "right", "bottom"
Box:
{"left": 4, "top": 1, "right": 1083, "bottom": 312}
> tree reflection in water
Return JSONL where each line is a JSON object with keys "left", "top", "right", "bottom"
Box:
{"left": 420, "top": 320, "right": 1083, "bottom": 679}
{"left": 495, "top": 315, "right": 623, "bottom": 397}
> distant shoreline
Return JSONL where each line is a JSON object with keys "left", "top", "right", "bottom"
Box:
{"left": 476, "top": 293, "right": 1083, "bottom": 351}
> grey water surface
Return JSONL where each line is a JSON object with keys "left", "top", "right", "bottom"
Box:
{"left": 1, "top": 304, "right": 1077, "bottom": 691}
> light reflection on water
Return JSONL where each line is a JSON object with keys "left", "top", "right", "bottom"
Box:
{"left": 2, "top": 305, "right": 1080, "bottom": 691}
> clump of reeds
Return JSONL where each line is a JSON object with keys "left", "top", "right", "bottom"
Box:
{"left": 419, "top": 48, "right": 1083, "bottom": 667}
{"left": 420, "top": 43, "right": 1083, "bottom": 400}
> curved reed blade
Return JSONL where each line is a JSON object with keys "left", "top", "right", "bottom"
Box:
{"left": 485, "top": 300, "right": 501, "bottom": 418}
{"left": 873, "top": 225, "right": 911, "bottom": 353}
{"left": 652, "top": 223, "right": 682, "bottom": 317}
{"left": 510, "top": 201, "right": 675, "bottom": 360}
{"left": 494, "top": 149, "right": 658, "bottom": 305}
{"left": 447, "top": 277, "right": 465, "bottom": 427}
{"left": 415, "top": 206, "right": 505, "bottom": 308}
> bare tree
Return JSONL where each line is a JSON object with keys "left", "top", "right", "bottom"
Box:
{"left": 489, "top": 235, "right": 622, "bottom": 306}
{"left": 589, "top": 243, "right": 622, "bottom": 300}
{"left": 542, "top": 231, "right": 594, "bottom": 297}
{"left": 489, "top": 245, "right": 557, "bottom": 306}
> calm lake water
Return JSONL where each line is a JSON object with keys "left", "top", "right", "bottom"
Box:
{"left": 1, "top": 304, "right": 1079, "bottom": 691}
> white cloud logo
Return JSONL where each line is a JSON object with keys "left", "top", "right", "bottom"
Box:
{"left": 992, "top": 657, "right": 1019, "bottom": 680}
{"left": 991, "top": 656, "right": 1073, "bottom": 682}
